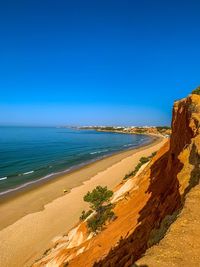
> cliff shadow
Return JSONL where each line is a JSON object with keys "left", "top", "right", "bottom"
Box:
{"left": 183, "top": 142, "right": 200, "bottom": 196}
{"left": 94, "top": 149, "right": 183, "bottom": 267}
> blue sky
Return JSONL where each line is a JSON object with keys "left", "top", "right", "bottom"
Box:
{"left": 0, "top": 0, "right": 200, "bottom": 126}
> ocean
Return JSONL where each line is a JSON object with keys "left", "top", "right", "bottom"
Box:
{"left": 0, "top": 126, "right": 152, "bottom": 196}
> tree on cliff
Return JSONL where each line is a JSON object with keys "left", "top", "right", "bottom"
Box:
{"left": 81, "top": 186, "right": 115, "bottom": 233}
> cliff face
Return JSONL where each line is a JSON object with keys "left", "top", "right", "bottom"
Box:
{"left": 92, "top": 94, "right": 200, "bottom": 267}
{"left": 169, "top": 95, "right": 200, "bottom": 196}
{"left": 34, "top": 94, "right": 200, "bottom": 267}
{"left": 135, "top": 95, "right": 200, "bottom": 266}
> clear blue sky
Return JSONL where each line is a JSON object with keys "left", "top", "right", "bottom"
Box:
{"left": 0, "top": 0, "right": 200, "bottom": 126}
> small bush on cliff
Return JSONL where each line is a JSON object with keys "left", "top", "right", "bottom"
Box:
{"left": 82, "top": 186, "right": 115, "bottom": 233}
{"left": 84, "top": 186, "right": 113, "bottom": 211}
{"left": 192, "top": 86, "right": 200, "bottom": 95}
{"left": 87, "top": 204, "right": 115, "bottom": 233}
{"left": 151, "top": 151, "right": 157, "bottom": 157}
{"left": 80, "top": 209, "right": 93, "bottom": 221}
{"left": 139, "top": 156, "right": 150, "bottom": 164}
{"left": 123, "top": 153, "right": 157, "bottom": 180}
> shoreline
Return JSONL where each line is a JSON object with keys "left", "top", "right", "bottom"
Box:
{"left": 0, "top": 133, "right": 153, "bottom": 200}
{"left": 0, "top": 135, "right": 166, "bottom": 267}
{"left": 0, "top": 135, "right": 160, "bottom": 230}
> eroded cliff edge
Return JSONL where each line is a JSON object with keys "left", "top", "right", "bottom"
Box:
{"left": 90, "top": 94, "right": 200, "bottom": 267}
{"left": 34, "top": 93, "right": 200, "bottom": 267}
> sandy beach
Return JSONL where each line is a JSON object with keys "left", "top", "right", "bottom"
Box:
{"left": 0, "top": 136, "right": 166, "bottom": 267}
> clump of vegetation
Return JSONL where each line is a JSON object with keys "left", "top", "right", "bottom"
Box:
{"left": 124, "top": 152, "right": 157, "bottom": 180}
{"left": 87, "top": 204, "right": 115, "bottom": 233}
{"left": 140, "top": 156, "right": 150, "bottom": 164}
{"left": 156, "top": 126, "right": 171, "bottom": 134}
{"left": 124, "top": 172, "right": 134, "bottom": 179}
{"left": 84, "top": 186, "right": 113, "bottom": 211}
{"left": 134, "top": 127, "right": 146, "bottom": 133}
{"left": 192, "top": 86, "right": 200, "bottom": 95}
{"left": 80, "top": 209, "right": 93, "bottom": 221}
{"left": 151, "top": 151, "right": 157, "bottom": 157}
{"left": 81, "top": 186, "right": 115, "bottom": 233}
{"left": 101, "top": 126, "right": 124, "bottom": 131}
{"left": 156, "top": 126, "right": 171, "bottom": 131}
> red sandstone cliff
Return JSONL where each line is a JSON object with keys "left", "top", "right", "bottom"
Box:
{"left": 91, "top": 94, "right": 200, "bottom": 267}
{"left": 34, "top": 93, "right": 200, "bottom": 267}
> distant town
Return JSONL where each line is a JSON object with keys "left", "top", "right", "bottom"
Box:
{"left": 74, "top": 125, "right": 171, "bottom": 137}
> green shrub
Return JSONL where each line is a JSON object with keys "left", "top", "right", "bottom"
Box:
{"left": 124, "top": 173, "right": 130, "bottom": 179}
{"left": 82, "top": 186, "right": 115, "bottom": 233}
{"left": 87, "top": 205, "right": 115, "bottom": 232}
{"left": 84, "top": 186, "right": 113, "bottom": 211}
{"left": 156, "top": 126, "right": 170, "bottom": 131}
{"left": 80, "top": 209, "right": 93, "bottom": 221}
{"left": 124, "top": 153, "right": 157, "bottom": 180}
{"left": 192, "top": 86, "right": 200, "bottom": 95}
{"left": 124, "top": 171, "right": 134, "bottom": 179}
{"left": 135, "top": 127, "right": 146, "bottom": 133}
{"left": 139, "top": 156, "right": 150, "bottom": 164}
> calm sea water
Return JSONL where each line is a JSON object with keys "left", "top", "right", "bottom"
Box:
{"left": 0, "top": 127, "right": 151, "bottom": 195}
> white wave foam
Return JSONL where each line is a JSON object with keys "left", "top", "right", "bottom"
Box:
{"left": 124, "top": 144, "right": 133, "bottom": 147}
{"left": 23, "top": 170, "right": 34, "bottom": 175}
{"left": 90, "top": 149, "right": 108, "bottom": 155}
{"left": 0, "top": 173, "right": 56, "bottom": 196}
{"left": 0, "top": 177, "right": 7, "bottom": 181}
{"left": 0, "top": 168, "right": 72, "bottom": 197}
